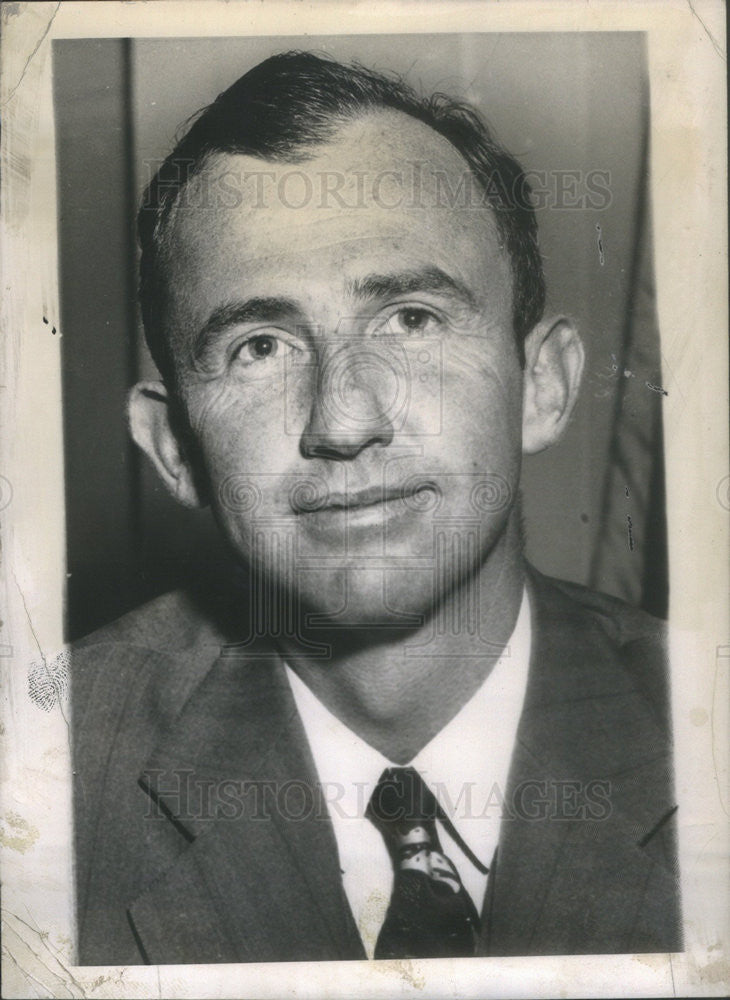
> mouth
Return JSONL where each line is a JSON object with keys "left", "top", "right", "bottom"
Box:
{"left": 291, "top": 482, "right": 438, "bottom": 515}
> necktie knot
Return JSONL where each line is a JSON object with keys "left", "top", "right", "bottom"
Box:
{"left": 367, "top": 766, "right": 437, "bottom": 830}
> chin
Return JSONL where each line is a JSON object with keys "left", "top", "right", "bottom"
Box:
{"left": 294, "top": 566, "right": 437, "bottom": 632}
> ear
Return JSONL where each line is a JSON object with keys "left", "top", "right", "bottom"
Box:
{"left": 128, "top": 381, "right": 205, "bottom": 508}
{"left": 522, "top": 317, "right": 584, "bottom": 455}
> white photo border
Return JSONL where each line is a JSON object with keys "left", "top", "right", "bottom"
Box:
{"left": 1, "top": 2, "right": 727, "bottom": 997}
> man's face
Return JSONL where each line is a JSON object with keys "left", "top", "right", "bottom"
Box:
{"left": 161, "top": 110, "right": 524, "bottom": 626}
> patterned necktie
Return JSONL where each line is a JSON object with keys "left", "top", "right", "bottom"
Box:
{"left": 366, "top": 766, "right": 486, "bottom": 960}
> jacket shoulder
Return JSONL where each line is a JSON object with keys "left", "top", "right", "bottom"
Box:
{"left": 535, "top": 571, "right": 667, "bottom": 646}
{"left": 73, "top": 589, "right": 222, "bottom": 654}
{"left": 70, "top": 589, "right": 228, "bottom": 733}
{"left": 528, "top": 566, "right": 671, "bottom": 732}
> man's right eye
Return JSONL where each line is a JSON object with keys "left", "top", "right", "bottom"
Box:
{"left": 232, "top": 331, "right": 298, "bottom": 366}
{"left": 245, "top": 334, "right": 278, "bottom": 360}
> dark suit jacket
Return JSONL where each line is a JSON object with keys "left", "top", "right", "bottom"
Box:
{"left": 72, "top": 566, "right": 681, "bottom": 964}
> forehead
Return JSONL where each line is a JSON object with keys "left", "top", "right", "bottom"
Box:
{"left": 162, "top": 110, "right": 511, "bottom": 324}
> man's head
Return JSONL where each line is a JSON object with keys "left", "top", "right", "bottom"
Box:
{"left": 138, "top": 51, "right": 546, "bottom": 388}
{"left": 129, "top": 52, "right": 583, "bottom": 627}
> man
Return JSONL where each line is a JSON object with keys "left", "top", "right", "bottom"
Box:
{"left": 72, "top": 51, "right": 681, "bottom": 965}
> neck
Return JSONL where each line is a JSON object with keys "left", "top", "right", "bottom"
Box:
{"left": 278, "top": 516, "right": 526, "bottom": 763}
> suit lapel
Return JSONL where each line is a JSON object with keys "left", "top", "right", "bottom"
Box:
{"left": 481, "top": 569, "right": 678, "bottom": 955}
{"left": 129, "top": 648, "right": 365, "bottom": 964}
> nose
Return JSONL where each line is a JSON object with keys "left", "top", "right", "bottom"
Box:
{"left": 300, "top": 343, "right": 399, "bottom": 460}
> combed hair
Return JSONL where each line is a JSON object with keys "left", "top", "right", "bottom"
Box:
{"left": 138, "top": 51, "right": 546, "bottom": 384}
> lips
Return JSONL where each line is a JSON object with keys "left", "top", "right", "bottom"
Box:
{"left": 290, "top": 482, "right": 437, "bottom": 515}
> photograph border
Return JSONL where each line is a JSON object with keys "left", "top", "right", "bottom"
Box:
{"left": 1, "top": 2, "right": 727, "bottom": 998}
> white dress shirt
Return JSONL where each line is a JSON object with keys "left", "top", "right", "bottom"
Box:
{"left": 284, "top": 588, "right": 531, "bottom": 958}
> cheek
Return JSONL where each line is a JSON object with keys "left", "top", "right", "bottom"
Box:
{"left": 439, "top": 352, "right": 523, "bottom": 453}
{"left": 185, "top": 380, "right": 293, "bottom": 481}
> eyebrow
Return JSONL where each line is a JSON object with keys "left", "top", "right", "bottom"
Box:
{"left": 346, "top": 267, "right": 479, "bottom": 310}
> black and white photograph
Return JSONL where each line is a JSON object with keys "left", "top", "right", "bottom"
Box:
{"left": 1, "top": 3, "right": 727, "bottom": 998}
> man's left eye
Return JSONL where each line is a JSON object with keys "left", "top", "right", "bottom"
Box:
{"left": 379, "top": 308, "right": 439, "bottom": 337}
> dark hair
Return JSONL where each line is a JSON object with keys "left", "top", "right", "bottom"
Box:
{"left": 138, "top": 50, "right": 546, "bottom": 384}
